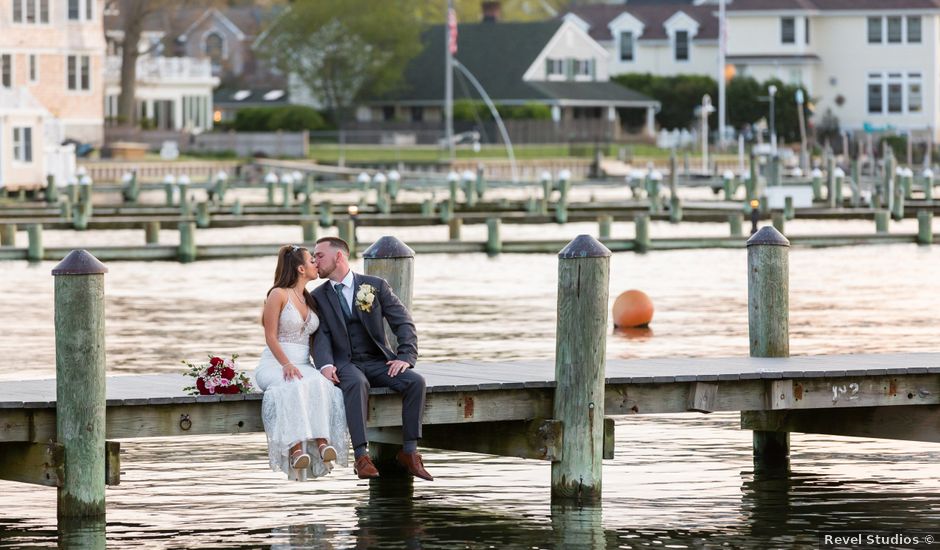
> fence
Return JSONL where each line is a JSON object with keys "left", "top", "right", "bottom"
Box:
{"left": 103, "top": 129, "right": 309, "bottom": 159}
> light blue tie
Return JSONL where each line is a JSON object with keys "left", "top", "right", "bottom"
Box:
{"left": 334, "top": 283, "right": 352, "bottom": 318}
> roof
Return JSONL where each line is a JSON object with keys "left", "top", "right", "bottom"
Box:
{"left": 104, "top": 6, "right": 279, "bottom": 40}
{"left": 376, "top": 21, "right": 656, "bottom": 107}
{"left": 726, "top": 0, "right": 940, "bottom": 10}
{"left": 0, "top": 87, "right": 51, "bottom": 117}
{"left": 563, "top": 2, "right": 719, "bottom": 42}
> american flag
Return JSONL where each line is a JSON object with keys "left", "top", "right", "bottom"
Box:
{"left": 448, "top": 8, "right": 458, "bottom": 55}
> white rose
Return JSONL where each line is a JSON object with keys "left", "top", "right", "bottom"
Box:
{"left": 364, "top": 294, "right": 374, "bottom": 304}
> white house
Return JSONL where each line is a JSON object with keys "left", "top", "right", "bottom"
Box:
{"left": 566, "top": 0, "right": 940, "bottom": 139}
{"left": 563, "top": 2, "right": 720, "bottom": 79}
{"left": 726, "top": 0, "right": 940, "bottom": 138}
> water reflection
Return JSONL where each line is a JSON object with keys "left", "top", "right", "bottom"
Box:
{"left": 612, "top": 326, "right": 654, "bottom": 341}
{"left": 57, "top": 517, "right": 107, "bottom": 550}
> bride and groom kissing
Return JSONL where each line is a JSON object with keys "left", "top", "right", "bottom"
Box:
{"left": 254, "top": 237, "right": 433, "bottom": 482}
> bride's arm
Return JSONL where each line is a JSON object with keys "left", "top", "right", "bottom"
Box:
{"left": 262, "top": 289, "right": 302, "bottom": 380}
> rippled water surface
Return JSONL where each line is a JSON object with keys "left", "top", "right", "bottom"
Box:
{"left": 2, "top": 221, "right": 940, "bottom": 548}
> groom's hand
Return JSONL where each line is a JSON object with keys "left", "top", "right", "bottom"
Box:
{"left": 320, "top": 365, "right": 340, "bottom": 384}
{"left": 386, "top": 359, "right": 410, "bottom": 377}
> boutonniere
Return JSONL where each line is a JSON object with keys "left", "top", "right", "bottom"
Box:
{"left": 355, "top": 284, "right": 376, "bottom": 312}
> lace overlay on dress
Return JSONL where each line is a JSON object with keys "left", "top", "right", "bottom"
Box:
{"left": 255, "top": 295, "right": 348, "bottom": 481}
{"left": 277, "top": 299, "right": 318, "bottom": 345}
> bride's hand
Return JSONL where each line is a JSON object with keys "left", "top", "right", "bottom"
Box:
{"left": 282, "top": 364, "right": 303, "bottom": 381}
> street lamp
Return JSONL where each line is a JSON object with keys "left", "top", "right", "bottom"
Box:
{"left": 767, "top": 85, "right": 778, "bottom": 155}
{"left": 749, "top": 198, "right": 760, "bottom": 235}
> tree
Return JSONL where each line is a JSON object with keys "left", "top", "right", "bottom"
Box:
{"left": 113, "top": 0, "right": 220, "bottom": 127}
{"left": 259, "top": 0, "right": 421, "bottom": 128}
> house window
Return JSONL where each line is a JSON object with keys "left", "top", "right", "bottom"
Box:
{"left": 68, "top": 0, "right": 92, "bottom": 21}
{"left": 887, "top": 73, "right": 903, "bottom": 113}
{"left": 805, "top": 17, "right": 810, "bottom": 44}
{"left": 619, "top": 31, "right": 634, "bottom": 61}
{"left": 12, "top": 0, "right": 47, "bottom": 24}
{"left": 13, "top": 127, "right": 33, "bottom": 163}
{"left": 886, "top": 16, "right": 902, "bottom": 43}
{"left": 781, "top": 17, "right": 795, "bottom": 44}
{"left": 674, "top": 30, "right": 689, "bottom": 61}
{"left": 867, "top": 17, "right": 882, "bottom": 43}
{"left": 67, "top": 55, "right": 90, "bottom": 91}
{"left": 410, "top": 106, "right": 423, "bottom": 122}
{"left": 571, "top": 59, "right": 593, "bottom": 77}
{"left": 382, "top": 106, "right": 395, "bottom": 121}
{"left": 29, "top": 54, "right": 37, "bottom": 83}
{"left": 907, "top": 16, "right": 921, "bottom": 43}
{"left": 867, "top": 74, "right": 883, "bottom": 114}
{"left": 908, "top": 73, "right": 922, "bottom": 112}
{"left": 545, "top": 58, "right": 564, "bottom": 77}
{"left": 205, "top": 32, "right": 225, "bottom": 65}
{"left": 1, "top": 54, "right": 11, "bottom": 88}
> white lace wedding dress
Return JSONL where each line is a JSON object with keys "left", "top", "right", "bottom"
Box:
{"left": 255, "top": 299, "right": 348, "bottom": 481}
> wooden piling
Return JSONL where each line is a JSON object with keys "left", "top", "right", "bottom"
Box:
{"left": 338, "top": 219, "right": 357, "bottom": 258}
{"left": 811, "top": 169, "right": 823, "bottom": 202}
{"left": 231, "top": 199, "right": 243, "bottom": 217}
{"left": 196, "top": 202, "right": 210, "bottom": 228}
{"left": 598, "top": 215, "right": 612, "bottom": 239}
{"left": 552, "top": 234, "right": 610, "bottom": 504}
{"left": 746, "top": 226, "right": 790, "bottom": 464}
{"left": 178, "top": 222, "right": 196, "bottom": 263}
{"left": 163, "top": 183, "right": 175, "bottom": 206}
{"left": 669, "top": 196, "right": 682, "bottom": 224}
{"left": 918, "top": 210, "right": 933, "bottom": 245}
{"left": 0, "top": 224, "right": 15, "bottom": 247}
{"left": 826, "top": 155, "right": 836, "bottom": 207}
{"left": 634, "top": 214, "right": 650, "bottom": 253}
{"left": 555, "top": 200, "right": 568, "bottom": 224}
{"left": 363, "top": 236, "right": 416, "bottom": 478}
{"left": 486, "top": 218, "right": 502, "bottom": 255}
{"left": 729, "top": 213, "right": 743, "bottom": 237}
{"left": 875, "top": 210, "right": 890, "bottom": 234}
{"left": 281, "top": 181, "right": 293, "bottom": 208}
{"left": 892, "top": 183, "right": 905, "bottom": 221}
{"left": 144, "top": 221, "right": 160, "bottom": 245}
{"left": 925, "top": 170, "right": 934, "bottom": 202}
{"left": 448, "top": 217, "right": 462, "bottom": 241}
{"left": 46, "top": 175, "right": 59, "bottom": 203}
{"left": 421, "top": 199, "right": 434, "bottom": 217}
{"left": 52, "top": 250, "right": 108, "bottom": 518}
{"left": 783, "top": 196, "right": 794, "bottom": 220}
{"left": 266, "top": 181, "right": 276, "bottom": 205}
{"left": 771, "top": 212, "right": 785, "bottom": 234}
{"left": 319, "top": 202, "right": 333, "bottom": 228}
{"left": 438, "top": 200, "right": 453, "bottom": 223}
{"left": 302, "top": 220, "right": 317, "bottom": 244}
{"left": 27, "top": 224, "right": 43, "bottom": 262}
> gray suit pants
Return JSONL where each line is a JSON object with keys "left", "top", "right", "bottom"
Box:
{"left": 338, "top": 359, "right": 426, "bottom": 449}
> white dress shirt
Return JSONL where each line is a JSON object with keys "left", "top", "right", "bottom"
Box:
{"left": 331, "top": 270, "right": 355, "bottom": 313}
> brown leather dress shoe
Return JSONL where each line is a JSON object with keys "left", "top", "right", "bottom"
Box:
{"left": 354, "top": 455, "right": 380, "bottom": 479}
{"left": 396, "top": 450, "right": 434, "bottom": 481}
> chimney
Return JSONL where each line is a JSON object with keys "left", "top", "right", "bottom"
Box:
{"left": 482, "top": 1, "right": 501, "bottom": 23}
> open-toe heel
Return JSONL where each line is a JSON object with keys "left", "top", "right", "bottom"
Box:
{"left": 319, "top": 444, "right": 337, "bottom": 463}
{"left": 290, "top": 450, "right": 311, "bottom": 470}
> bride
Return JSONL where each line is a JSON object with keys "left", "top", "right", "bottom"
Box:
{"left": 255, "top": 244, "right": 348, "bottom": 480}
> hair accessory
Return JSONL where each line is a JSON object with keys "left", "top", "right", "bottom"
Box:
{"left": 290, "top": 245, "right": 300, "bottom": 251}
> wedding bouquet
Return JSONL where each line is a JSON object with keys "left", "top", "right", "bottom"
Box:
{"left": 182, "top": 354, "right": 253, "bottom": 395}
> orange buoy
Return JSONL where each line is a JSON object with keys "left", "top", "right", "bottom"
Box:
{"left": 612, "top": 290, "right": 654, "bottom": 328}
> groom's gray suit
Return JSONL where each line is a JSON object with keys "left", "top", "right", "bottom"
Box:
{"left": 311, "top": 272, "right": 424, "bottom": 451}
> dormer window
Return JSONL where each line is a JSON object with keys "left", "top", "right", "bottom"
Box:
{"left": 620, "top": 31, "right": 634, "bottom": 61}
{"left": 675, "top": 30, "right": 689, "bottom": 61}
{"left": 781, "top": 17, "right": 795, "bottom": 44}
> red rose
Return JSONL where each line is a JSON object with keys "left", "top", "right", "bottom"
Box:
{"left": 222, "top": 385, "right": 240, "bottom": 394}
{"left": 196, "top": 377, "right": 208, "bottom": 394}
{"left": 221, "top": 367, "right": 235, "bottom": 379}
{"left": 210, "top": 357, "right": 225, "bottom": 367}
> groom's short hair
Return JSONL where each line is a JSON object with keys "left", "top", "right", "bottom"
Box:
{"left": 316, "top": 236, "right": 350, "bottom": 256}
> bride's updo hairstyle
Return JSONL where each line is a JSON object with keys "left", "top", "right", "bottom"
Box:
{"left": 265, "top": 245, "right": 317, "bottom": 317}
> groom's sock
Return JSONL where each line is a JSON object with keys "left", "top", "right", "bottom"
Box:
{"left": 354, "top": 444, "right": 368, "bottom": 459}
{"left": 403, "top": 440, "right": 417, "bottom": 454}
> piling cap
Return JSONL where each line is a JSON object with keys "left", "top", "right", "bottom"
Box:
{"left": 746, "top": 226, "right": 790, "bottom": 248}
{"left": 52, "top": 249, "right": 108, "bottom": 275}
{"left": 363, "top": 236, "right": 415, "bottom": 259}
{"left": 559, "top": 234, "right": 611, "bottom": 259}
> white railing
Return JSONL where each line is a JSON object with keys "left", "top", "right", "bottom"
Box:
{"left": 105, "top": 56, "right": 214, "bottom": 83}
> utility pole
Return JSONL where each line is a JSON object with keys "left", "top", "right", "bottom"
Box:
{"left": 445, "top": 0, "right": 455, "bottom": 163}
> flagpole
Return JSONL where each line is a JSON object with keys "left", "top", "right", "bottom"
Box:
{"left": 717, "top": 0, "right": 727, "bottom": 150}
{"left": 445, "top": 0, "right": 455, "bottom": 163}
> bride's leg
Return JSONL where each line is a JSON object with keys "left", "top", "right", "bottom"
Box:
{"left": 316, "top": 437, "right": 337, "bottom": 462}
{"left": 290, "top": 441, "right": 311, "bottom": 469}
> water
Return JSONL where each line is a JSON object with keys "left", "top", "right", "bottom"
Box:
{"left": 2, "top": 221, "right": 940, "bottom": 548}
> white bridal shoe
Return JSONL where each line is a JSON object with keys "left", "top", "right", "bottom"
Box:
{"left": 290, "top": 451, "right": 311, "bottom": 470}
{"left": 319, "top": 444, "right": 337, "bottom": 463}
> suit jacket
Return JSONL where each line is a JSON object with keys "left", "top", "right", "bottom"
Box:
{"left": 311, "top": 272, "right": 418, "bottom": 370}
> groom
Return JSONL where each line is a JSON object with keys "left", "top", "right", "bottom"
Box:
{"left": 310, "top": 236, "right": 433, "bottom": 481}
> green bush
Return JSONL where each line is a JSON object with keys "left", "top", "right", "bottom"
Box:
{"left": 452, "top": 100, "right": 552, "bottom": 122}
{"left": 234, "top": 106, "right": 330, "bottom": 132}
